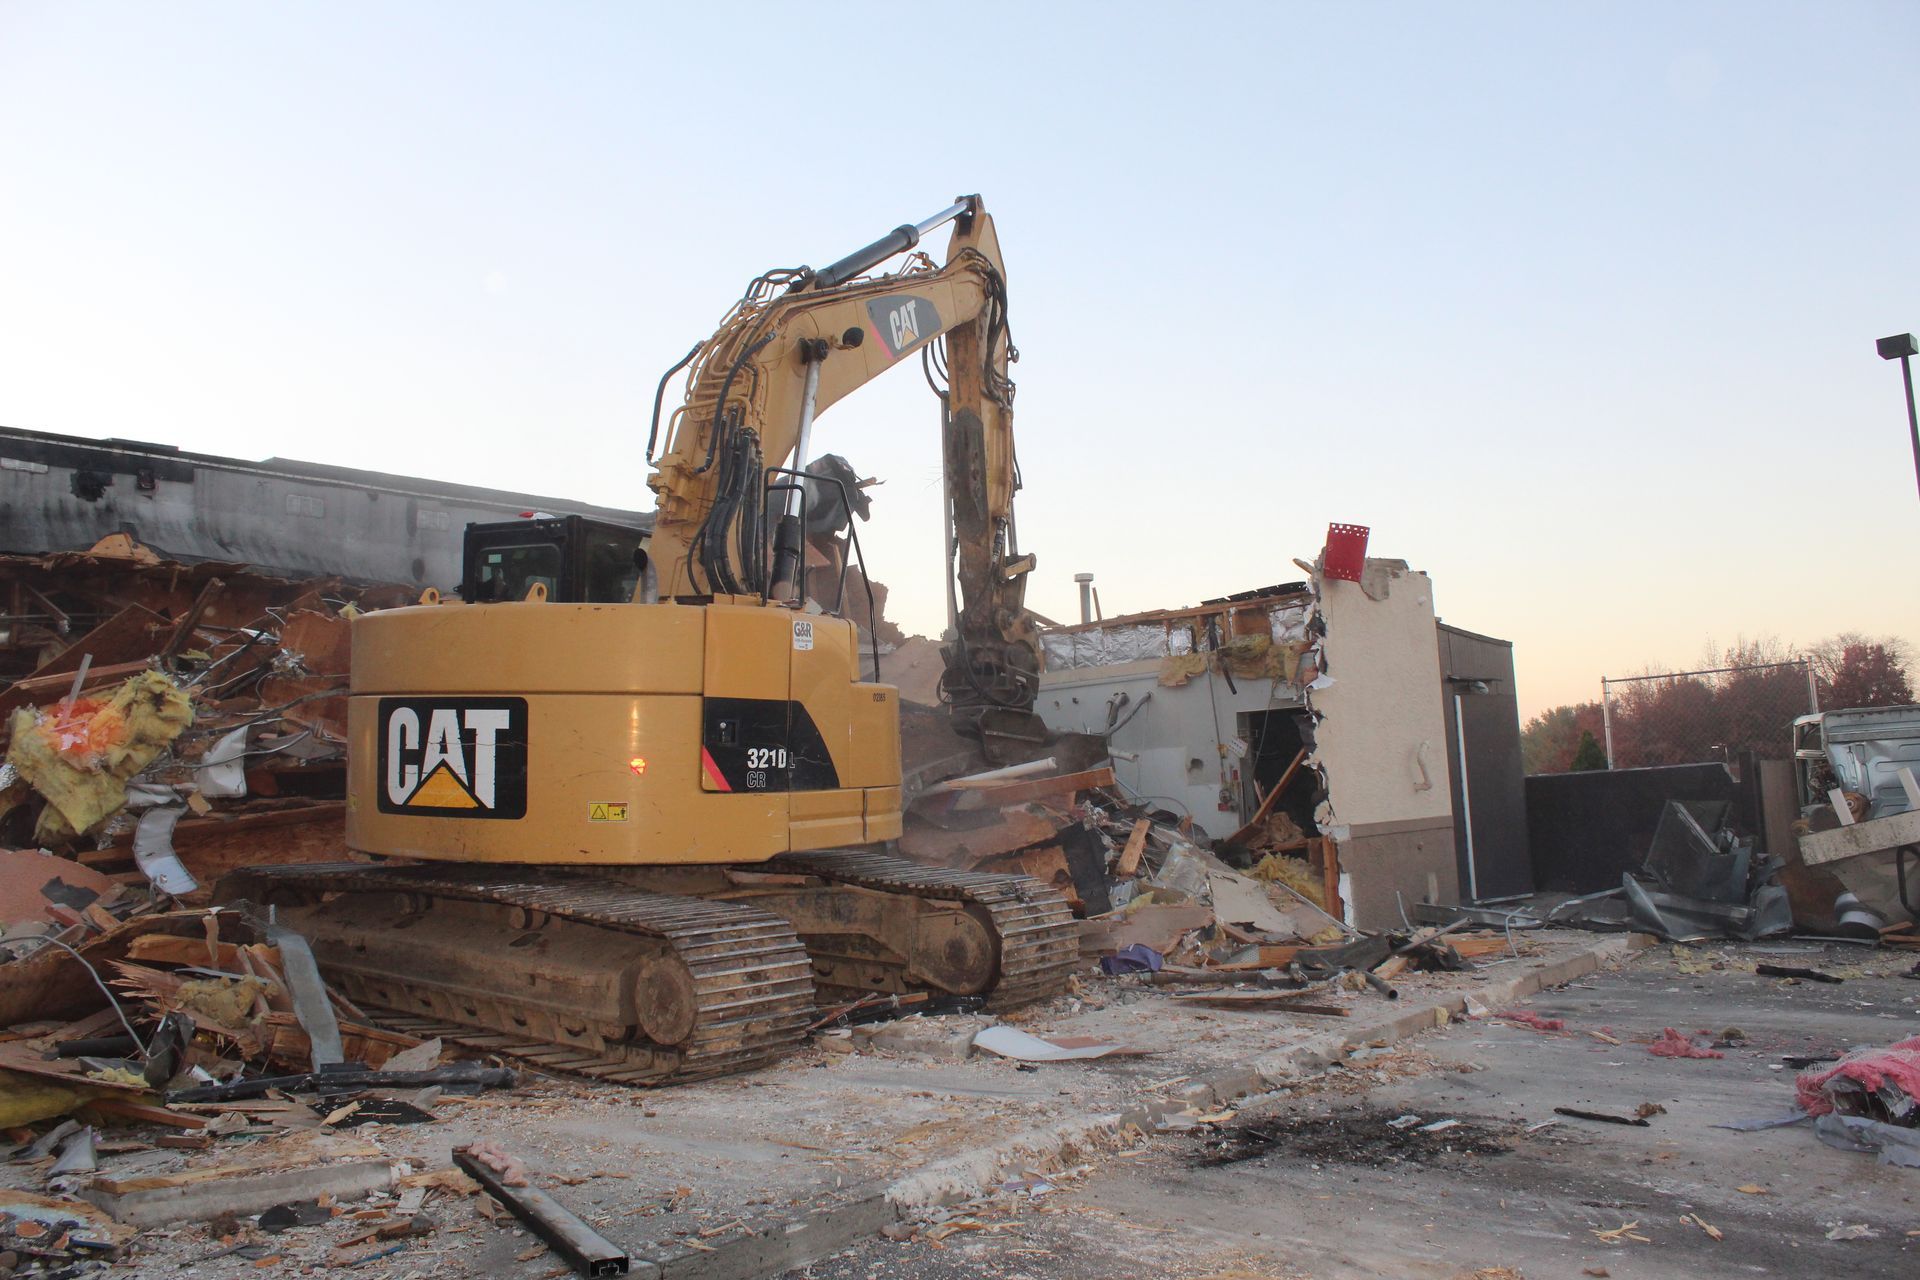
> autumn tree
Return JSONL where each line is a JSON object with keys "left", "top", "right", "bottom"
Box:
{"left": 1521, "top": 702, "right": 1604, "bottom": 774}
{"left": 1825, "top": 642, "right": 1915, "bottom": 709}
{"left": 1520, "top": 634, "right": 1913, "bottom": 775}
{"left": 1807, "top": 633, "right": 1915, "bottom": 709}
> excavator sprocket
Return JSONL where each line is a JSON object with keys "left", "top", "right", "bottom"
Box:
{"left": 220, "top": 862, "right": 817, "bottom": 1086}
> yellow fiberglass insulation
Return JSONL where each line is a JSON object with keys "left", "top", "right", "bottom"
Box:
{"left": 6, "top": 669, "right": 194, "bottom": 837}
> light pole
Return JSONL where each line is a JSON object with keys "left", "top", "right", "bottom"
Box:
{"left": 1877, "top": 332, "right": 1920, "bottom": 500}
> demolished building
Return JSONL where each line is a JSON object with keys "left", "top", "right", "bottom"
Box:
{"left": 0, "top": 424, "right": 651, "bottom": 591}
{"left": 1034, "top": 555, "right": 1528, "bottom": 929}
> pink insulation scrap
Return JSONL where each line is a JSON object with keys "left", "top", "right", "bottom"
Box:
{"left": 1495, "top": 1010, "right": 1566, "bottom": 1033}
{"left": 1648, "top": 1028, "right": 1724, "bottom": 1059}
{"left": 1796, "top": 1035, "right": 1920, "bottom": 1118}
{"left": 459, "top": 1140, "right": 530, "bottom": 1186}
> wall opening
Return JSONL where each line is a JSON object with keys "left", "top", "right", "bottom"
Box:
{"left": 1238, "top": 707, "right": 1317, "bottom": 839}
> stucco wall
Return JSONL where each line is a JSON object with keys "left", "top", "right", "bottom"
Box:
{"left": 1311, "top": 561, "right": 1455, "bottom": 833}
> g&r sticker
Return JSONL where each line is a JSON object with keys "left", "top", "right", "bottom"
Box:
{"left": 792, "top": 619, "right": 814, "bottom": 651}
{"left": 588, "top": 802, "right": 628, "bottom": 822}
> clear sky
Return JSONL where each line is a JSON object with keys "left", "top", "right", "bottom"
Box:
{"left": 2, "top": 3, "right": 1915, "bottom": 717}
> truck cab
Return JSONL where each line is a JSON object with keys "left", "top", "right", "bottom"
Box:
{"left": 1793, "top": 704, "right": 1920, "bottom": 820}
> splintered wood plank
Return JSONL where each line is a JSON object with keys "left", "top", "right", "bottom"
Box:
{"left": 86, "top": 1099, "right": 212, "bottom": 1130}
{"left": 1115, "top": 819, "right": 1151, "bottom": 878}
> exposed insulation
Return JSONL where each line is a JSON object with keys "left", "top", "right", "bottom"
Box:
{"left": 7, "top": 670, "right": 194, "bottom": 837}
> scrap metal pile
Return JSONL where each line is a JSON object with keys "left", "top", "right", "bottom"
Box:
{"left": 1549, "top": 800, "right": 1796, "bottom": 942}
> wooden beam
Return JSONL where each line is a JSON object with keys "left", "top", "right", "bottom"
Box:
{"left": 1320, "top": 837, "right": 1343, "bottom": 922}
{"left": 1114, "top": 819, "right": 1151, "bottom": 877}
{"left": 126, "top": 934, "right": 281, "bottom": 971}
{"left": 898, "top": 808, "right": 1061, "bottom": 869}
{"left": 86, "top": 1098, "right": 211, "bottom": 1130}
{"left": 1225, "top": 748, "right": 1308, "bottom": 847}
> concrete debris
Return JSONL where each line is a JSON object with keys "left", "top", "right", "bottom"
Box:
{"left": 858, "top": 1015, "right": 993, "bottom": 1062}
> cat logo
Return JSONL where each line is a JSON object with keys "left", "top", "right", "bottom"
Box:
{"left": 377, "top": 697, "right": 528, "bottom": 819}
{"left": 886, "top": 300, "right": 921, "bottom": 352}
{"left": 865, "top": 294, "right": 942, "bottom": 360}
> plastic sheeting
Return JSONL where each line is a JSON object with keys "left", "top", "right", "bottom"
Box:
{"left": 1269, "top": 603, "right": 1311, "bottom": 644}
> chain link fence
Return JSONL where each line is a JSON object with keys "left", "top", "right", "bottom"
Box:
{"left": 1601, "top": 659, "right": 1819, "bottom": 771}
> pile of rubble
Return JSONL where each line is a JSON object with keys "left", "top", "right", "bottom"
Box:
{"left": 0, "top": 540, "right": 529, "bottom": 1272}
{"left": 896, "top": 746, "right": 1523, "bottom": 1018}
{"left": 0, "top": 895, "right": 549, "bottom": 1273}
{"left": 0, "top": 538, "right": 414, "bottom": 931}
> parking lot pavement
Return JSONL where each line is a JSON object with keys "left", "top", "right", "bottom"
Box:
{"left": 788, "top": 942, "right": 1920, "bottom": 1280}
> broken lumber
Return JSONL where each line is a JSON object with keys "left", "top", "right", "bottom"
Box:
{"left": 85, "top": 1098, "right": 210, "bottom": 1130}
{"left": 453, "top": 1144, "right": 628, "bottom": 1278}
{"left": 1077, "top": 902, "right": 1213, "bottom": 956}
{"left": 1168, "top": 991, "right": 1349, "bottom": 1015}
{"left": 83, "top": 1148, "right": 393, "bottom": 1227}
{"left": 1212, "top": 945, "right": 1306, "bottom": 971}
{"left": 1114, "top": 819, "right": 1151, "bottom": 878}
{"left": 1225, "top": 748, "right": 1307, "bottom": 847}
{"left": 1371, "top": 954, "right": 1411, "bottom": 980}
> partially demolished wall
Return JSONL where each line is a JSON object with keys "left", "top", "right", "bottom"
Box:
{"left": 1034, "top": 557, "right": 1465, "bottom": 929}
{"left": 1310, "top": 558, "right": 1460, "bottom": 927}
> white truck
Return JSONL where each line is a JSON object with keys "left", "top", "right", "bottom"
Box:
{"left": 1794, "top": 704, "right": 1920, "bottom": 925}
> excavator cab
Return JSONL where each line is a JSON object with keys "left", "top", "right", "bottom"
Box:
{"left": 459, "top": 515, "right": 648, "bottom": 604}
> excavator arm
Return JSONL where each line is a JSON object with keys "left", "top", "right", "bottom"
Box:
{"left": 645, "top": 196, "right": 1040, "bottom": 744}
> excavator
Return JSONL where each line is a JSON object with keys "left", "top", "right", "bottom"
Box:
{"left": 222, "top": 196, "right": 1079, "bottom": 1085}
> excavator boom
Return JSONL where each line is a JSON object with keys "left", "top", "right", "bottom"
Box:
{"left": 646, "top": 196, "right": 1040, "bottom": 742}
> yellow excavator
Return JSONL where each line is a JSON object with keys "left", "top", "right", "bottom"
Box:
{"left": 224, "top": 197, "right": 1078, "bottom": 1084}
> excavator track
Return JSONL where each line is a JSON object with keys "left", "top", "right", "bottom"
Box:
{"left": 768, "top": 850, "right": 1081, "bottom": 1010}
{"left": 220, "top": 862, "right": 816, "bottom": 1086}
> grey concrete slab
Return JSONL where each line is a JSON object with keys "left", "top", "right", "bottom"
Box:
{"left": 787, "top": 941, "right": 1920, "bottom": 1279}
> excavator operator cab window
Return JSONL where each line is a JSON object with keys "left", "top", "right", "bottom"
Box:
{"left": 471, "top": 542, "right": 562, "bottom": 602}
{"left": 460, "top": 515, "right": 651, "bottom": 604}
{"left": 584, "top": 531, "right": 644, "bottom": 603}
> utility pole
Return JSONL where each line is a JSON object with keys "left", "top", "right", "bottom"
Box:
{"left": 1877, "top": 332, "right": 1920, "bottom": 500}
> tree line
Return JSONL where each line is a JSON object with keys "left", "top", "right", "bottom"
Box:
{"left": 1523, "top": 634, "right": 1915, "bottom": 774}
